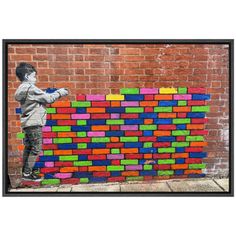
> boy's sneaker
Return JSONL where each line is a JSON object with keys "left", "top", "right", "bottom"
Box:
{"left": 22, "top": 171, "right": 42, "bottom": 182}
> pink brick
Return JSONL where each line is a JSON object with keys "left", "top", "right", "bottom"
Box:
{"left": 140, "top": 88, "right": 158, "bottom": 94}
{"left": 86, "top": 95, "right": 105, "bottom": 101}
{"left": 111, "top": 113, "right": 120, "bottom": 119}
{"left": 121, "top": 125, "right": 138, "bottom": 131}
{"left": 174, "top": 94, "right": 192, "bottom": 100}
{"left": 121, "top": 101, "right": 139, "bottom": 107}
{"left": 43, "top": 138, "right": 52, "bottom": 144}
{"left": 71, "top": 114, "right": 90, "bottom": 119}
{"left": 42, "top": 126, "right": 51, "bottom": 132}
{"left": 126, "top": 165, "right": 142, "bottom": 170}
{"left": 54, "top": 173, "right": 72, "bottom": 179}
{"left": 107, "top": 154, "right": 124, "bottom": 159}
{"left": 45, "top": 162, "right": 54, "bottom": 167}
{"left": 87, "top": 131, "right": 105, "bottom": 137}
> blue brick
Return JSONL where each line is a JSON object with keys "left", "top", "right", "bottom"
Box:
{"left": 187, "top": 112, "right": 205, "bottom": 118}
{"left": 76, "top": 108, "right": 87, "bottom": 113}
{"left": 15, "top": 108, "right": 22, "bottom": 114}
{"left": 140, "top": 170, "right": 157, "bottom": 176}
{"left": 176, "top": 147, "right": 185, "bottom": 153}
{"left": 140, "top": 148, "right": 157, "bottom": 154}
{"left": 153, "top": 119, "right": 172, "bottom": 124}
{"left": 89, "top": 177, "right": 107, "bottom": 183}
{"left": 188, "top": 174, "right": 206, "bottom": 178}
{"left": 175, "top": 158, "right": 185, "bottom": 164}
{"left": 176, "top": 124, "right": 186, "bottom": 130}
{"left": 140, "top": 113, "right": 157, "bottom": 119}
{"left": 189, "top": 152, "right": 207, "bottom": 158}
{"left": 88, "top": 143, "right": 106, "bottom": 149}
{"left": 192, "top": 94, "right": 210, "bottom": 100}
{"left": 44, "top": 173, "right": 55, "bottom": 179}
{"left": 58, "top": 144, "right": 78, "bottom": 150}
{"left": 159, "top": 101, "right": 178, "bottom": 106}
{"left": 175, "top": 170, "right": 184, "bottom": 175}
{"left": 93, "top": 160, "right": 111, "bottom": 166}
{"left": 46, "top": 120, "right": 57, "bottom": 126}
{"left": 34, "top": 162, "right": 45, "bottom": 168}
{"left": 143, "top": 131, "right": 153, "bottom": 136}
{"left": 125, "top": 119, "right": 144, "bottom": 125}
{"left": 106, "top": 131, "right": 124, "bottom": 137}
{"left": 111, "top": 171, "right": 121, "bottom": 177}
{"left": 106, "top": 107, "right": 125, "bottom": 113}
{"left": 78, "top": 155, "right": 88, "bottom": 161}
{"left": 124, "top": 142, "right": 143, "bottom": 148}
{"left": 45, "top": 88, "right": 58, "bottom": 93}
{"left": 158, "top": 136, "right": 176, "bottom": 142}
{"left": 39, "top": 156, "right": 59, "bottom": 162}
{"left": 139, "top": 159, "right": 156, "bottom": 165}
{"left": 125, "top": 94, "right": 144, "bottom": 101}
{"left": 71, "top": 126, "right": 90, "bottom": 131}
{"left": 87, "top": 119, "right": 106, "bottom": 125}
{"left": 73, "top": 172, "right": 93, "bottom": 178}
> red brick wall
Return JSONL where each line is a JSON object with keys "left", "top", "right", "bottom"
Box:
{"left": 7, "top": 43, "right": 229, "bottom": 181}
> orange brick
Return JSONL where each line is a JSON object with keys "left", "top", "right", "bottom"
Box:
{"left": 172, "top": 153, "right": 189, "bottom": 158}
{"left": 122, "top": 171, "right": 139, "bottom": 177}
{"left": 88, "top": 166, "right": 106, "bottom": 172}
{"left": 57, "top": 132, "right": 77, "bottom": 138}
{"left": 121, "top": 148, "right": 138, "bottom": 154}
{"left": 155, "top": 95, "right": 173, "bottom": 100}
{"left": 171, "top": 164, "right": 188, "bottom": 170}
{"left": 92, "top": 149, "right": 110, "bottom": 154}
{"left": 140, "top": 101, "right": 158, "bottom": 107}
{"left": 54, "top": 150, "right": 72, "bottom": 155}
{"left": 111, "top": 137, "right": 119, "bottom": 142}
{"left": 184, "top": 169, "right": 202, "bottom": 174}
{"left": 144, "top": 154, "right": 152, "bottom": 159}
{"left": 187, "top": 124, "right": 204, "bottom": 130}
{"left": 158, "top": 113, "right": 177, "bottom": 118}
{"left": 60, "top": 167, "right": 78, "bottom": 172}
{"left": 190, "top": 142, "right": 208, "bottom": 147}
{"left": 154, "top": 130, "right": 171, "bottom": 136}
{"left": 51, "top": 114, "right": 70, "bottom": 119}
{"left": 92, "top": 125, "right": 110, "bottom": 131}
{"left": 87, "top": 107, "right": 105, "bottom": 113}
{"left": 18, "top": 145, "right": 24, "bottom": 151}
{"left": 173, "top": 107, "right": 191, "bottom": 112}
{"left": 51, "top": 101, "right": 71, "bottom": 107}
{"left": 144, "top": 119, "right": 153, "bottom": 125}
{"left": 111, "top": 101, "right": 121, "bottom": 107}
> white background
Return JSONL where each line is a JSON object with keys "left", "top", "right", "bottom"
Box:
{"left": 0, "top": 0, "right": 235, "bottom": 235}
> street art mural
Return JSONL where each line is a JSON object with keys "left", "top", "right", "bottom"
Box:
{"left": 16, "top": 87, "right": 210, "bottom": 186}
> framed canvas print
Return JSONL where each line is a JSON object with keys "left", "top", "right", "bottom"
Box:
{"left": 2, "top": 39, "right": 233, "bottom": 196}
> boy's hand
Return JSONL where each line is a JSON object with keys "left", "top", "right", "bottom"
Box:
{"left": 57, "top": 88, "right": 69, "bottom": 97}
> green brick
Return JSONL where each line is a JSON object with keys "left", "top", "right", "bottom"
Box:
{"left": 178, "top": 87, "right": 187, "bottom": 94}
{"left": 172, "top": 142, "right": 190, "bottom": 147}
{"left": 126, "top": 176, "right": 144, "bottom": 181}
{"left": 44, "top": 150, "right": 53, "bottom": 155}
{"left": 53, "top": 138, "right": 72, "bottom": 144}
{"left": 71, "top": 101, "right": 91, "bottom": 107}
{"left": 77, "top": 132, "right": 87, "bottom": 137}
{"left": 111, "top": 148, "right": 120, "bottom": 154}
{"left": 143, "top": 142, "right": 153, "bottom": 148}
{"left": 120, "top": 136, "right": 138, "bottom": 142}
{"left": 140, "top": 125, "right": 157, "bottom": 130}
{"left": 172, "top": 130, "right": 190, "bottom": 136}
{"left": 42, "top": 179, "right": 60, "bottom": 185}
{"left": 74, "top": 161, "right": 92, "bottom": 166}
{"left": 121, "top": 159, "right": 139, "bottom": 165}
{"left": 158, "top": 147, "right": 175, "bottom": 153}
{"left": 106, "top": 119, "right": 124, "bottom": 125}
{"left": 158, "top": 159, "right": 175, "bottom": 164}
{"left": 77, "top": 143, "right": 87, "bottom": 149}
{"left": 80, "top": 178, "right": 89, "bottom": 183}
{"left": 107, "top": 166, "right": 125, "bottom": 171}
{"left": 178, "top": 100, "right": 187, "bottom": 106}
{"left": 17, "top": 132, "right": 25, "bottom": 139}
{"left": 192, "top": 106, "right": 210, "bottom": 112}
{"left": 120, "top": 88, "right": 139, "bottom": 94}
{"left": 125, "top": 107, "right": 144, "bottom": 113}
{"left": 77, "top": 120, "right": 87, "bottom": 125}
{"left": 186, "top": 136, "right": 204, "bottom": 141}
{"left": 173, "top": 118, "right": 191, "bottom": 124}
{"left": 52, "top": 126, "right": 71, "bottom": 132}
{"left": 59, "top": 155, "right": 78, "bottom": 161}
{"left": 46, "top": 108, "right": 56, "bottom": 114}
{"left": 154, "top": 107, "right": 172, "bottom": 112}
{"left": 92, "top": 137, "right": 110, "bottom": 143}
{"left": 189, "top": 163, "right": 206, "bottom": 169}
{"left": 144, "top": 165, "right": 153, "bottom": 170}
{"left": 158, "top": 170, "right": 174, "bottom": 176}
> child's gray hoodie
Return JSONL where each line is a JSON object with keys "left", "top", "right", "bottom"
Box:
{"left": 15, "top": 82, "right": 61, "bottom": 128}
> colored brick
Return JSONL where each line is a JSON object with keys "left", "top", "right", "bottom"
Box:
{"left": 120, "top": 136, "right": 138, "bottom": 142}
{"left": 107, "top": 166, "right": 125, "bottom": 171}
{"left": 106, "top": 94, "right": 124, "bottom": 100}
{"left": 171, "top": 164, "right": 188, "bottom": 170}
{"left": 173, "top": 107, "right": 191, "bottom": 112}
{"left": 41, "top": 179, "right": 60, "bottom": 185}
{"left": 77, "top": 132, "right": 87, "bottom": 137}
{"left": 52, "top": 126, "right": 71, "bottom": 132}
{"left": 92, "top": 137, "right": 110, "bottom": 143}
{"left": 158, "top": 113, "right": 176, "bottom": 118}
{"left": 143, "top": 165, "right": 153, "bottom": 170}
{"left": 53, "top": 138, "right": 72, "bottom": 144}
{"left": 125, "top": 94, "right": 144, "bottom": 101}
{"left": 189, "top": 163, "right": 206, "bottom": 169}
{"left": 121, "top": 148, "right": 138, "bottom": 154}
{"left": 87, "top": 131, "right": 105, "bottom": 137}
{"left": 86, "top": 95, "right": 105, "bottom": 101}
{"left": 92, "top": 149, "right": 110, "bottom": 154}
{"left": 158, "top": 148, "right": 175, "bottom": 153}
{"left": 77, "top": 143, "right": 87, "bottom": 149}
{"left": 158, "top": 159, "right": 175, "bottom": 164}
{"left": 106, "top": 119, "right": 124, "bottom": 125}
{"left": 140, "top": 125, "right": 157, "bottom": 130}
{"left": 71, "top": 101, "right": 91, "bottom": 107}
{"left": 77, "top": 120, "right": 87, "bottom": 126}
{"left": 111, "top": 148, "right": 120, "bottom": 154}
{"left": 59, "top": 155, "right": 78, "bottom": 161}
{"left": 87, "top": 107, "right": 106, "bottom": 113}
{"left": 190, "top": 142, "right": 208, "bottom": 147}
{"left": 187, "top": 124, "right": 204, "bottom": 130}
{"left": 159, "top": 88, "right": 177, "bottom": 94}
{"left": 80, "top": 178, "right": 89, "bottom": 183}
{"left": 126, "top": 176, "right": 144, "bottom": 181}
{"left": 125, "top": 107, "right": 144, "bottom": 113}
{"left": 172, "top": 142, "right": 190, "bottom": 147}
{"left": 74, "top": 161, "right": 92, "bottom": 166}
{"left": 155, "top": 95, "right": 173, "bottom": 100}
{"left": 188, "top": 88, "right": 206, "bottom": 94}
{"left": 158, "top": 170, "right": 174, "bottom": 176}
{"left": 120, "top": 88, "right": 139, "bottom": 94}
{"left": 192, "top": 106, "right": 210, "bottom": 112}
{"left": 140, "top": 88, "right": 158, "bottom": 94}
{"left": 172, "top": 130, "right": 190, "bottom": 136}
{"left": 154, "top": 107, "right": 172, "bottom": 112}
{"left": 178, "top": 100, "right": 187, "bottom": 106}
{"left": 178, "top": 87, "right": 187, "bottom": 94}
{"left": 159, "top": 101, "right": 177, "bottom": 106}
{"left": 46, "top": 108, "right": 56, "bottom": 114}
{"left": 143, "top": 142, "right": 153, "bottom": 148}
{"left": 173, "top": 118, "right": 191, "bottom": 124}
{"left": 51, "top": 101, "right": 71, "bottom": 107}
{"left": 44, "top": 150, "right": 53, "bottom": 155}
{"left": 158, "top": 125, "right": 176, "bottom": 130}
{"left": 91, "top": 125, "right": 110, "bottom": 131}
{"left": 107, "top": 154, "right": 124, "bottom": 159}
{"left": 120, "top": 125, "right": 138, "bottom": 131}
{"left": 186, "top": 136, "right": 204, "bottom": 141}
{"left": 192, "top": 94, "right": 210, "bottom": 100}
{"left": 121, "top": 160, "right": 139, "bottom": 165}
{"left": 174, "top": 94, "right": 192, "bottom": 100}
{"left": 17, "top": 132, "right": 25, "bottom": 139}
{"left": 71, "top": 114, "right": 90, "bottom": 119}
{"left": 154, "top": 130, "right": 171, "bottom": 136}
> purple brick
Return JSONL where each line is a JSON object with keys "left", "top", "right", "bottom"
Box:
{"left": 43, "top": 138, "right": 52, "bottom": 144}
{"left": 86, "top": 95, "right": 105, "bottom": 101}
{"left": 87, "top": 131, "right": 105, "bottom": 137}
{"left": 121, "top": 101, "right": 139, "bottom": 107}
{"left": 126, "top": 165, "right": 143, "bottom": 170}
{"left": 111, "top": 113, "right": 120, "bottom": 119}
{"left": 107, "top": 154, "right": 124, "bottom": 160}
{"left": 54, "top": 173, "right": 73, "bottom": 179}
{"left": 42, "top": 126, "right": 51, "bottom": 132}
{"left": 121, "top": 125, "right": 138, "bottom": 131}
{"left": 71, "top": 114, "right": 90, "bottom": 119}
{"left": 45, "top": 162, "right": 54, "bottom": 167}
{"left": 140, "top": 88, "right": 158, "bottom": 94}
{"left": 174, "top": 94, "right": 192, "bottom": 100}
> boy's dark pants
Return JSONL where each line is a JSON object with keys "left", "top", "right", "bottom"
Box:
{"left": 22, "top": 126, "right": 42, "bottom": 174}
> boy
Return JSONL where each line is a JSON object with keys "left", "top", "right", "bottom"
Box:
{"left": 15, "top": 62, "right": 69, "bottom": 181}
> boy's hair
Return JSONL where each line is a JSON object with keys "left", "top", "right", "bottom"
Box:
{"left": 16, "top": 62, "right": 37, "bottom": 82}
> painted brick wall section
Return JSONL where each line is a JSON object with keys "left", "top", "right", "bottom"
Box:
{"left": 7, "top": 44, "right": 229, "bottom": 186}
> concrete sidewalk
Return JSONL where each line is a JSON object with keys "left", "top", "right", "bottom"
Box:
{"left": 9, "top": 178, "right": 229, "bottom": 192}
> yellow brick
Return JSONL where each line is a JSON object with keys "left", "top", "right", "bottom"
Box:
{"left": 106, "top": 94, "right": 124, "bottom": 101}
{"left": 159, "top": 88, "right": 178, "bottom": 94}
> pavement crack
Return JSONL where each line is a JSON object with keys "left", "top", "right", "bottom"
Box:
{"left": 166, "top": 182, "right": 173, "bottom": 192}
{"left": 212, "top": 179, "right": 226, "bottom": 192}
